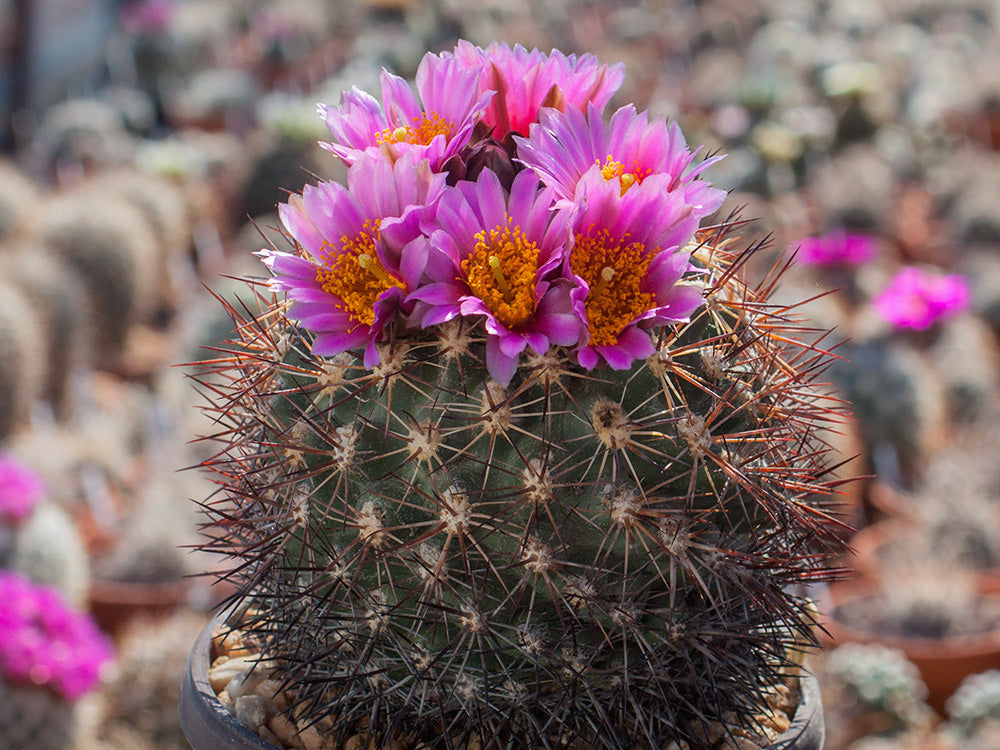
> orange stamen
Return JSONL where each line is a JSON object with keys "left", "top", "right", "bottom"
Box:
{"left": 315, "top": 220, "right": 403, "bottom": 326}
{"left": 461, "top": 221, "right": 539, "bottom": 329}
{"left": 596, "top": 156, "right": 647, "bottom": 196}
{"left": 571, "top": 228, "right": 656, "bottom": 347}
{"left": 378, "top": 112, "right": 452, "bottom": 146}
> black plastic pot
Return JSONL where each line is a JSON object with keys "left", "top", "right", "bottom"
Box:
{"left": 180, "top": 614, "right": 825, "bottom": 750}
{"left": 179, "top": 613, "right": 277, "bottom": 750}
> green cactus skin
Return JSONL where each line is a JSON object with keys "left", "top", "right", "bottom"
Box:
{"left": 194, "top": 237, "right": 847, "bottom": 749}
{"left": 0, "top": 281, "right": 47, "bottom": 441}
{"left": 828, "top": 338, "right": 947, "bottom": 490}
{"left": 11, "top": 502, "right": 90, "bottom": 608}
{"left": 0, "top": 681, "right": 79, "bottom": 750}
{"left": 0, "top": 247, "right": 92, "bottom": 417}
{"left": 39, "top": 193, "right": 158, "bottom": 364}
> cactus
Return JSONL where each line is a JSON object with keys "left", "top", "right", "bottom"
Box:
{"left": 0, "top": 280, "right": 47, "bottom": 441}
{"left": 192, "top": 43, "right": 846, "bottom": 749}
{"left": 85, "top": 169, "right": 195, "bottom": 325}
{"left": 9, "top": 501, "right": 90, "bottom": 608}
{"left": 38, "top": 191, "right": 158, "bottom": 364}
{"left": 1, "top": 453, "right": 90, "bottom": 606}
{"left": 27, "top": 97, "right": 136, "bottom": 179}
{"left": 927, "top": 313, "right": 999, "bottom": 424}
{"left": 0, "top": 159, "right": 41, "bottom": 242}
{"left": 947, "top": 670, "right": 1000, "bottom": 736}
{"left": 0, "top": 571, "right": 113, "bottom": 750}
{"left": 828, "top": 337, "right": 947, "bottom": 489}
{"left": 823, "top": 643, "right": 931, "bottom": 726}
{"left": 0, "top": 246, "right": 92, "bottom": 416}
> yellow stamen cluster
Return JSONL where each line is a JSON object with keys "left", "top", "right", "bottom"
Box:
{"left": 461, "top": 221, "right": 539, "bottom": 329}
{"left": 571, "top": 228, "right": 656, "bottom": 347}
{"left": 315, "top": 219, "right": 403, "bottom": 326}
{"left": 377, "top": 112, "right": 452, "bottom": 146}
{"left": 597, "top": 156, "right": 646, "bottom": 195}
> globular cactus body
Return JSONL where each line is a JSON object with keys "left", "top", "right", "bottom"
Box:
{"left": 40, "top": 193, "right": 158, "bottom": 364}
{"left": 198, "top": 241, "right": 843, "bottom": 749}
{"left": 0, "top": 281, "right": 46, "bottom": 440}
{"left": 0, "top": 681, "right": 80, "bottom": 750}
{"left": 0, "top": 247, "right": 92, "bottom": 415}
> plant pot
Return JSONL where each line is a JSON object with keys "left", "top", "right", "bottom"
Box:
{"left": 822, "top": 580, "right": 1000, "bottom": 714}
{"left": 180, "top": 613, "right": 826, "bottom": 750}
{"left": 848, "top": 519, "right": 1000, "bottom": 594}
{"left": 88, "top": 577, "right": 192, "bottom": 639}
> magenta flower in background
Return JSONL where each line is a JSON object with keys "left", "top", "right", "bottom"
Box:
{"left": 260, "top": 153, "right": 446, "bottom": 367}
{"left": 874, "top": 266, "right": 970, "bottom": 331}
{"left": 566, "top": 168, "right": 706, "bottom": 370}
{"left": 795, "top": 230, "right": 876, "bottom": 267}
{"left": 453, "top": 41, "right": 625, "bottom": 138}
{"left": 119, "top": 0, "right": 173, "bottom": 35}
{"left": 0, "top": 572, "right": 113, "bottom": 700}
{"left": 319, "top": 51, "right": 492, "bottom": 171}
{"left": 516, "top": 103, "right": 726, "bottom": 217}
{"left": 0, "top": 455, "right": 44, "bottom": 524}
{"left": 410, "top": 168, "right": 582, "bottom": 386}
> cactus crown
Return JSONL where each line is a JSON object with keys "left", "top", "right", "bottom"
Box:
{"left": 193, "top": 42, "right": 847, "bottom": 749}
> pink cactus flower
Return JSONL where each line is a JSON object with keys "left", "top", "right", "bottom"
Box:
{"left": 120, "top": 0, "right": 173, "bottom": 35}
{"left": 320, "top": 51, "right": 493, "bottom": 171}
{"left": 516, "top": 103, "right": 726, "bottom": 218}
{"left": 0, "top": 572, "right": 113, "bottom": 700}
{"left": 0, "top": 455, "right": 44, "bottom": 524}
{"left": 410, "top": 168, "right": 582, "bottom": 386}
{"left": 260, "top": 153, "right": 446, "bottom": 368}
{"left": 795, "top": 231, "right": 876, "bottom": 267}
{"left": 874, "top": 266, "right": 970, "bottom": 331}
{"left": 453, "top": 41, "right": 625, "bottom": 138}
{"left": 566, "top": 168, "right": 706, "bottom": 370}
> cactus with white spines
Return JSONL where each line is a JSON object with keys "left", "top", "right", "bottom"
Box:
{"left": 0, "top": 281, "right": 46, "bottom": 441}
{"left": 0, "top": 246, "right": 92, "bottom": 416}
{"left": 192, "top": 43, "right": 848, "bottom": 749}
{"left": 38, "top": 191, "right": 159, "bottom": 364}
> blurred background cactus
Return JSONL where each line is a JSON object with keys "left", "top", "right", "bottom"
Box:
{"left": 0, "top": 571, "right": 113, "bottom": 750}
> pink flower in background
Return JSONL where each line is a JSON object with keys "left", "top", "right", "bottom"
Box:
{"left": 874, "top": 266, "right": 970, "bottom": 330}
{"left": 320, "top": 52, "right": 492, "bottom": 171}
{"left": 516, "top": 103, "right": 726, "bottom": 217}
{"left": 260, "top": 154, "right": 446, "bottom": 368}
{"left": 566, "top": 168, "right": 706, "bottom": 370}
{"left": 453, "top": 41, "right": 625, "bottom": 138}
{"left": 0, "top": 455, "right": 44, "bottom": 524}
{"left": 119, "top": 0, "right": 173, "bottom": 35}
{"left": 410, "top": 168, "right": 581, "bottom": 386}
{"left": 795, "top": 231, "right": 876, "bottom": 267}
{"left": 0, "top": 572, "right": 113, "bottom": 700}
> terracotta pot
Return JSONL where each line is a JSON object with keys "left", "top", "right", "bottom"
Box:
{"left": 822, "top": 580, "right": 1000, "bottom": 714}
{"left": 847, "top": 519, "right": 913, "bottom": 584}
{"left": 180, "top": 613, "right": 826, "bottom": 750}
{"left": 864, "top": 480, "right": 916, "bottom": 524}
{"left": 848, "top": 520, "right": 1000, "bottom": 593}
{"left": 88, "top": 577, "right": 192, "bottom": 639}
